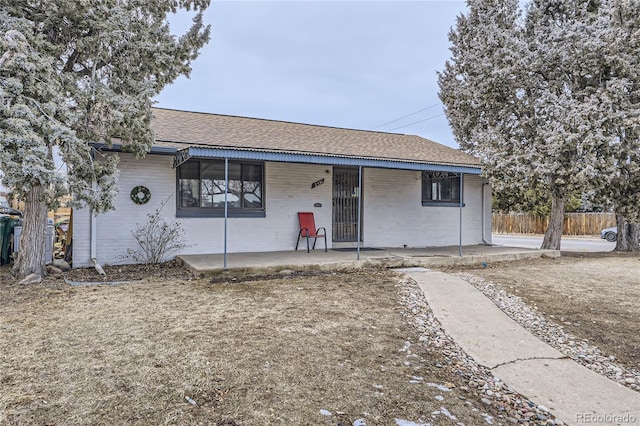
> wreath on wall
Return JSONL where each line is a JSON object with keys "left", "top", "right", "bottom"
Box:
{"left": 130, "top": 185, "right": 151, "bottom": 205}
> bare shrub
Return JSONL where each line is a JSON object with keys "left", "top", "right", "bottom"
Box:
{"left": 123, "top": 200, "right": 188, "bottom": 264}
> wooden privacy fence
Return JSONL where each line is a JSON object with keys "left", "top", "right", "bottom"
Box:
{"left": 492, "top": 212, "right": 616, "bottom": 236}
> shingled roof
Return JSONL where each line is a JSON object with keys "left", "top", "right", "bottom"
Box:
{"left": 150, "top": 107, "right": 480, "bottom": 169}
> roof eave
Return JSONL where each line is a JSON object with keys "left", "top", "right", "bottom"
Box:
{"left": 93, "top": 143, "right": 482, "bottom": 175}
{"left": 184, "top": 146, "right": 482, "bottom": 174}
{"left": 91, "top": 143, "right": 177, "bottom": 156}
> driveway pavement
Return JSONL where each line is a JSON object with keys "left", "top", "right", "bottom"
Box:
{"left": 492, "top": 234, "right": 615, "bottom": 252}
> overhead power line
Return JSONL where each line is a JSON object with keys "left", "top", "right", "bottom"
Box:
{"left": 387, "top": 113, "right": 445, "bottom": 131}
{"left": 372, "top": 102, "right": 442, "bottom": 130}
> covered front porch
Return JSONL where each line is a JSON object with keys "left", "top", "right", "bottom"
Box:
{"left": 176, "top": 244, "right": 559, "bottom": 275}
{"left": 74, "top": 109, "right": 496, "bottom": 268}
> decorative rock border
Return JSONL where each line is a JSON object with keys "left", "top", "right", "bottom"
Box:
{"left": 397, "top": 276, "right": 563, "bottom": 425}
{"left": 455, "top": 273, "right": 640, "bottom": 392}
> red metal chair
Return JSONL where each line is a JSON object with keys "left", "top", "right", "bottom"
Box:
{"left": 295, "top": 212, "right": 327, "bottom": 253}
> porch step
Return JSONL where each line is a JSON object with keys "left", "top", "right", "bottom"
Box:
{"left": 176, "top": 246, "right": 560, "bottom": 276}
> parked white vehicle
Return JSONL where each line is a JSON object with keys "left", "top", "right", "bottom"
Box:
{"left": 600, "top": 227, "right": 617, "bottom": 242}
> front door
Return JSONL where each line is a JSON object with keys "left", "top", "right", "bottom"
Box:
{"left": 332, "top": 167, "right": 361, "bottom": 242}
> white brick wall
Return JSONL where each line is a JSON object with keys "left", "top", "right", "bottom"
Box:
{"left": 73, "top": 155, "right": 333, "bottom": 266}
{"left": 178, "top": 161, "right": 332, "bottom": 255}
{"left": 72, "top": 154, "right": 490, "bottom": 266}
{"left": 73, "top": 153, "right": 177, "bottom": 267}
{"left": 362, "top": 169, "right": 489, "bottom": 247}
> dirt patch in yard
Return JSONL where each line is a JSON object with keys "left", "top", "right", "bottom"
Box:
{"left": 452, "top": 253, "right": 640, "bottom": 372}
{"left": 1, "top": 268, "right": 507, "bottom": 425}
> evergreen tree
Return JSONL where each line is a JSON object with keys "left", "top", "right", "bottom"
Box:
{"left": 0, "top": 1, "right": 211, "bottom": 278}
{"left": 439, "top": 0, "right": 612, "bottom": 250}
{"left": 593, "top": 0, "right": 640, "bottom": 251}
{"left": 522, "top": 0, "right": 608, "bottom": 249}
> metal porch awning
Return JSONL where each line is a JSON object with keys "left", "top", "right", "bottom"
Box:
{"left": 170, "top": 146, "right": 482, "bottom": 175}
{"left": 169, "top": 146, "right": 478, "bottom": 267}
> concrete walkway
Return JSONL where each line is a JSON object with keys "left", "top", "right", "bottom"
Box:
{"left": 177, "top": 244, "right": 559, "bottom": 274}
{"left": 404, "top": 269, "right": 640, "bottom": 426}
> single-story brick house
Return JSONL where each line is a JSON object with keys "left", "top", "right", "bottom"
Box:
{"left": 71, "top": 107, "right": 491, "bottom": 267}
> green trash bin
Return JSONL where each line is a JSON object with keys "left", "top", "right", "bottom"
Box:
{"left": 0, "top": 217, "right": 18, "bottom": 265}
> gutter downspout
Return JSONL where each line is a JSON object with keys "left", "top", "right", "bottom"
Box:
{"left": 89, "top": 149, "right": 105, "bottom": 275}
{"left": 90, "top": 207, "right": 97, "bottom": 260}
{"left": 90, "top": 211, "right": 105, "bottom": 275}
{"left": 224, "top": 157, "right": 229, "bottom": 269}
{"left": 356, "top": 166, "right": 362, "bottom": 260}
{"left": 459, "top": 173, "right": 463, "bottom": 257}
{"left": 481, "top": 181, "right": 493, "bottom": 246}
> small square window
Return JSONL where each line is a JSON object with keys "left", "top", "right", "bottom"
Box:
{"left": 422, "top": 172, "right": 462, "bottom": 206}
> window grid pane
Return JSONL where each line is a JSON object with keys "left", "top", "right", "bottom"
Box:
{"left": 422, "top": 172, "right": 461, "bottom": 204}
{"left": 178, "top": 161, "right": 200, "bottom": 207}
{"left": 242, "top": 164, "right": 263, "bottom": 208}
{"left": 179, "top": 179, "right": 200, "bottom": 207}
{"left": 177, "top": 160, "right": 264, "bottom": 211}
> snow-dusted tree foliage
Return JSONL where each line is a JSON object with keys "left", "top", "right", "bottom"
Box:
{"left": 438, "top": 0, "right": 530, "bottom": 211}
{"left": 439, "top": 0, "right": 637, "bottom": 250}
{"left": 522, "top": 0, "right": 610, "bottom": 249}
{"left": 591, "top": 0, "right": 640, "bottom": 251}
{"left": 0, "top": 1, "right": 211, "bottom": 278}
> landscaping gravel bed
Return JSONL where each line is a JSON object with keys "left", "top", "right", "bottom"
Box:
{"left": 455, "top": 272, "right": 640, "bottom": 392}
{"left": 398, "top": 276, "right": 562, "bottom": 425}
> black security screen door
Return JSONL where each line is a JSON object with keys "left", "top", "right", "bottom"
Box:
{"left": 332, "top": 167, "right": 361, "bottom": 242}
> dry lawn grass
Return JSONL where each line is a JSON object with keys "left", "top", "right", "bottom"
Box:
{"left": 0, "top": 268, "right": 502, "bottom": 425}
{"left": 459, "top": 253, "right": 640, "bottom": 371}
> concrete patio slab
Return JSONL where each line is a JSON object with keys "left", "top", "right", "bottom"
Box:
{"left": 177, "top": 244, "right": 559, "bottom": 274}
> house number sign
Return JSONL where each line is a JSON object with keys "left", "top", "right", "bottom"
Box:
{"left": 311, "top": 178, "right": 325, "bottom": 189}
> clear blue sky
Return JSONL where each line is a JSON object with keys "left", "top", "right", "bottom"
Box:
{"left": 155, "top": 1, "right": 468, "bottom": 148}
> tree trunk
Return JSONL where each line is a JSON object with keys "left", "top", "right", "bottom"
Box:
{"left": 13, "top": 184, "right": 49, "bottom": 279}
{"left": 614, "top": 214, "right": 640, "bottom": 252}
{"left": 541, "top": 194, "right": 565, "bottom": 250}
